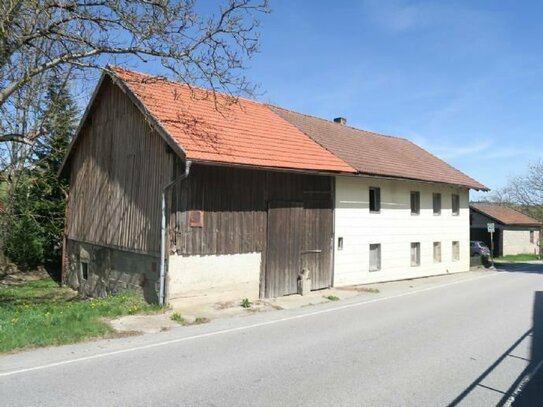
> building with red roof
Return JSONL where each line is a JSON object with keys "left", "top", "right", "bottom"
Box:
{"left": 60, "top": 66, "right": 487, "bottom": 303}
{"left": 470, "top": 203, "right": 541, "bottom": 257}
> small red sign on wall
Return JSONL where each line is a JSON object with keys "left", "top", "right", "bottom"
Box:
{"left": 189, "top": 210, "right": 204, "bottom": 227}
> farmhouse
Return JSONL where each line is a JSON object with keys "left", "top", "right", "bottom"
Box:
{"left": 270, "top": 107, "right": 487, "bottom": 286}
{"left": 60, "top": 66, "right": 487, "bottom": 304}
{"left": 470, "top": 203, "right": 541, "bottom": 257}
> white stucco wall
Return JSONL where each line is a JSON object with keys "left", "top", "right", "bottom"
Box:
{"left": 334, "top": 176, "right": 470, "bottom": 286}
{"left": 167, "top": 252, "right": 261, "bottom": 301}
{"left": 502, "top": 229, "right": 540, "bottom": 256}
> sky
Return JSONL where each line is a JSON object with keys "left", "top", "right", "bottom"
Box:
{"left": 81, "top": 0, "right": 543, "bottom": 200}
{"left": 240, "top": 0, "right": 543, "bottom": 200}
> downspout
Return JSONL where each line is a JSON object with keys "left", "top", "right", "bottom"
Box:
{"left": 159, "top": 160, "right": 192, "bottom": 306}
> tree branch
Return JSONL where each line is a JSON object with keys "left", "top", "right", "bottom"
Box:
{"left": 0, "top": 133, "right": 33, "bottom": 145}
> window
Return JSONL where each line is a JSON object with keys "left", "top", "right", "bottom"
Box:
{"left": 338, "top": 237, "right": 344, "bottom": 251}
{"left": 410, "top": 191, "right": 420, "bottom": 215}
{"left": 369, "top": 244, "right": 381, "bottom": 271}
{"left": 452, "top": 194, "right": 460, "bottom": 216}
{"left": 433, "top": 242, "right": 442, "bottom": 263}
{"left": 81, "top": 261, "right": 89, "bottom": 280}
{"left": 433, "top": 193, "right": 441, "bottom": 215}
{"left": 411, "top": 242, "right": 421, "bottom": 266}
{"left": 369, "top": 187, "right": 381, "bottom": 213}
{"left": 452, "top": 241, "right": 460, "bottom": 261}
{"left": 530, "top": 231, "right": 535, "bottom": 244}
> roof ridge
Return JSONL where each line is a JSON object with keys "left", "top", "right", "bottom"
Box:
{"left": 108, "top": 65, "right": 266, "bottom": 107}
{"left": 266, "top": 103, "right": 410, "bottom": 141}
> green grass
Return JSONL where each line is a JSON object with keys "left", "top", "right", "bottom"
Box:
{"left": 324, "top": 295, "right": 340, "bottom": 301}
{"left": 0, "top": 277, "right": 161, "bottom": 353}
{"left": 496, "top": 253, "right": 540, "bottom": 262}
{"left": 240, "top": 298, "right": 252, "bottom": 308}
{"left": 170, "top": 312, "right": 186, "bottom": 324}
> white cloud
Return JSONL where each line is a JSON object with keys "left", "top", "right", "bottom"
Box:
{"left": 360, "top": 0, "right": 498, "bottom": 36}
{"left": 361, "top": 0, "right": 422, "bottom": 33}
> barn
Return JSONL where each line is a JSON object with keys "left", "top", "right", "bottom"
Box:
{"left": 60, "top": 66, "right": 487, "bottom": 304}
{"left": 59, "top": 66, "right": 354, "bottom": 304}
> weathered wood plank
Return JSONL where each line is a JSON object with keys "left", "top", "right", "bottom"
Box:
{"left": 66, "top": 77, "right": 172, "bottom": 255}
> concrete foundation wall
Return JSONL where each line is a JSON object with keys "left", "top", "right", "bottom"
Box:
{"left": 168, "top": 252, "right": 261, "bottom": 301}
{"left": 66, "top": 239, "right": 160, "bottom": 303}
{"left": 503, "top": 229, "right": 540, "bottom": 256}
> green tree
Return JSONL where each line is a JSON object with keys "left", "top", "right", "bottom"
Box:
{"left": 4, "top": 78, "right": 77, "bottom": 269}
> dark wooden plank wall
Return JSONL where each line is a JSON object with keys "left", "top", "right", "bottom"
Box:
{"left": 66, "top": 78, "right": 174, "bottom": 255}
{"left": 170, "top": 164, "right": 333, "bottom": 257}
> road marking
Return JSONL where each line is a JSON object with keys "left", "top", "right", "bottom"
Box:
{"left": 0, "top": 272, "right": 501, "bottom": 378}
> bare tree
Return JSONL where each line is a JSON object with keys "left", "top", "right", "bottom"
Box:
{"left": 0, "top": 0, "right": 269, "bottom": 143}
{"left": 488, "top": 160, "right": 543, "bottom": 221}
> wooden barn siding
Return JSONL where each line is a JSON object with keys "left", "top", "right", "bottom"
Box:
{"left": 67, "top": 78, "right": 174, "bottom": 255}
{"left": 170, "top": 164, "right": 333, "bottom": 256}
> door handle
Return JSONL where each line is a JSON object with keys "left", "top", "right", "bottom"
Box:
{"left": 301, "top": 249, "right": 322, "bottom": 254}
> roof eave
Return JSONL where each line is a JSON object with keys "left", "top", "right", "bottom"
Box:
{"left": 350, "top": 171, "right": 488, "bottom": 191}
{"left": 189, "top": 158, "right": 355, "bottom": 176}
{"left": 470, "top": 205, "right": 542, "bottom": 226}
{"left": 108, "top": 67, "right": 187, "bottom": 160}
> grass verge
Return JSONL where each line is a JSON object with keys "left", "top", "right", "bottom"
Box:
{"left": 0, "top": 277, "right": 161, "bottom": 353}
{"left": 496, "top": 253, "right": 540, "bottom": 262}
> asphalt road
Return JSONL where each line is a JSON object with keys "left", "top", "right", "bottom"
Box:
{"left": 2, "top": 264, "right": 543, "bottom": 406}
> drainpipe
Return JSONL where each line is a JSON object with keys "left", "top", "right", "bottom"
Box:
{"left": 159, "top": 160, "right": 192, "bottom": 306}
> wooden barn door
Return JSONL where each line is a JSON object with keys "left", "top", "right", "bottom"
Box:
{"left": 265, "top": 202, "right": 303, "bottom": 297}
{"left": 302, "top": 199, "right": 333, "bottom": 291}
{"left": 265, "top": 200, "right": 333, "bottom": 298}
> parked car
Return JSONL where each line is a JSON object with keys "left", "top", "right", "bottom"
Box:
{"left": 470, "top": 241, "right": 491, "bottom": 257}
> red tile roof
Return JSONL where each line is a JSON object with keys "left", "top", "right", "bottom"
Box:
{"left": 102, "top": 66, "right": 485, "bottom": 189}
{"left": 110, "top": 67, "right": 354, "bottom": 173}
{"left": 471, "top": 203, "right": 542, "bottom": 226}
{"left": 269, "top": 106, "right": 487, "bottom": 190}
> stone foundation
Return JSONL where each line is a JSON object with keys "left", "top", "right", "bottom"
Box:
{"left": 65, "top": 239, "right": 160, "bottom": 303}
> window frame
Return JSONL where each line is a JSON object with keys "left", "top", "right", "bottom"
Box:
{"left": 433, "top": 242, "right": 442, "bottom": 263}
{"left": 80, "top": 261, "right": 89, "bottom": 280}
{"left": 369, "top": 187, "right": 381, "bottom": 213}
{"left": 411, "top": 242, "right": 421, "bottom": 267}
{"left": 452, "top": 241, "right": 460, "bottom": 261}
{"left": 433, "top": 193, "right": 442, "bottom": 215}
{"left": 369, "top": 243, "right": 381, "bottom": 271}
{"left": 410, "top": 191, "right": 420, "bottom": 215}
{"left": 451, "top": 194, "right": 460, "bottom": 216}
{"left": 530, "top": 231, "right": 535, "bottom": 244}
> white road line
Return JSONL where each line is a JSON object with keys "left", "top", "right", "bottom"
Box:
{"left": 0, "top": 272, "right": 501, "bottom": 378}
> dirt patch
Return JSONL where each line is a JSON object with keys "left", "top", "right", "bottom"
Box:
{"left": 214, "top": 300, "right": 237, "bottom": 310}
{"left": 109, "top": 313, "right": 180, "bottom": 334}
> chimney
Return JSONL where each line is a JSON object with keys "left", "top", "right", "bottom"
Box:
{"left": 333, "top": 117, "right": 347, "bottom": 125}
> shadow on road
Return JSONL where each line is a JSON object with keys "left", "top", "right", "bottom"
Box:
{"left": 508, "top": 291, "right": 543, "bottom": 406}
{"left": 447, "top": 291, "right": 543, "bottom": 406}
{"left": 494, "top": 262, "right": 543, "bottom": 275}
